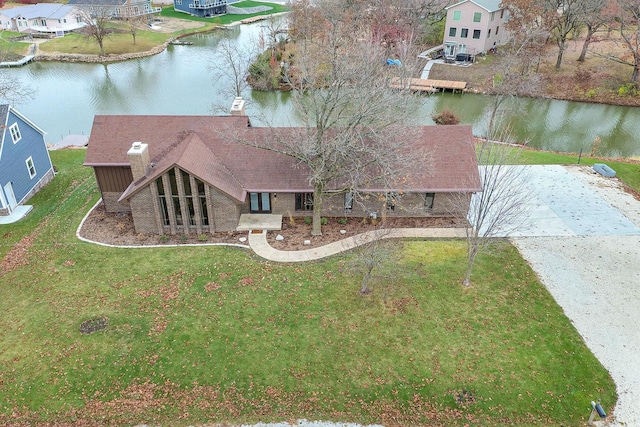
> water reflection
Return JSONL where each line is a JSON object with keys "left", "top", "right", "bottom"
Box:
{"left": 5, "top": 20, "right": 640, "bottom": 157}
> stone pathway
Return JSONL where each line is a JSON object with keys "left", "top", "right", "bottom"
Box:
{"left": 248, "top": 228, "right": 465, "bottom": 262}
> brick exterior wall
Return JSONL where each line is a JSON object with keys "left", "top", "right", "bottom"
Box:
{"left": 210, "top": 186, "right": 241, "bottom": 232}
{"left": 125, "top": 181, "right": 471, "bottom": 235}
{"left": 129, "top": 186, "right": 160, "bottom": 234}
{"left": 240, "top": 191, "right": 471, "bottom": 219}
{"left": 102, "top": 192, "right": 132, "bottom": 213}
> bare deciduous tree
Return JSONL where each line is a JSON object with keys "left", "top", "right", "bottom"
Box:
{"left": 576, "top": 0, "right": 613, "bottom": 62}
{"left": 209, "top": 35, "right": 260, "bottom": 113}
{"left": 76, "top": 6, "right": 112, "bottom": 56}
{"left": 125, "top": 14, "right": 146, "bottom": 45}
{"left": 237, "top": 0, "right": 424, "bottom": 236}
{"left": 0, "top": 47, "right": 35, "bottom": 104}
{"left": 345, "top": 227, "right": 398, "bottom": 295}
{"left": 453, "top": 114, "right": 531, "bottom": 287}
{"left": 608, "top": 0, "right": 640, "bottom": 83}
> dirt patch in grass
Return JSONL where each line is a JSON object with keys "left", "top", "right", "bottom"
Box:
{"left": 1, "top": 229, "right": 37, "bottom": 274}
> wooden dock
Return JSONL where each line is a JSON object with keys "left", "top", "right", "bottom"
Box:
{"left": 240, "top": 15, "right": 267, "bottom": 24}
{"left": 390, "top": 77, "right": 467, "bottom": 93}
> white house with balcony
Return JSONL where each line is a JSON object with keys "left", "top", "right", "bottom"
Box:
{"left": 443, "top": 0, "right": 510, "bottom": 58}
{"left": 0, "top": 3, "right": 85, "bottom": 34}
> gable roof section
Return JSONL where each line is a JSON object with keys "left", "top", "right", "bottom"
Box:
{"left": 446, "top": 0, "right": 503, "bottom": 12}
{"left": 68, "top": 0, "right": 127, "bottom": 7}
{"left": 0, "top": 104, "right": 46, "bottom": 163}
{"left": 119, "top": 132, "right": 247, "bottom": 202}
{"left": 86, "top": 115, "right": 481, "bottom": 198}
{"left": 1, "top": 3, "right": 77, "bottom": 19}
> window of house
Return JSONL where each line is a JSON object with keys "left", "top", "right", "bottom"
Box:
{"left": 295, "top": 192, "right": 313, "bottom": 211}
{"left": 250, "top": 192, "right": 271, "bottom": 213}
{"left": 453, "top": 10, "right": 461, "bottom": 21}
{"left": 473, "top": 12, "right": 481, "bottom": 22}
{"left": 181, "top": 170, "right": 197, "bottom": 226}
{"left": 500, "top": 9, "right": 504, "bottom": 19}
{"left": 167, "top": 168, "right": 183, "bottom": 225}
{"left": 156, "top": 177, "right": 170, "bottom": 226}
{"left": 473, "top": 29, "right": 481, "bottom": 39}
{"left": 196, "top": 179, "right": 208, "bottom": 226}
{"left": 385, "top": 193, "right": 397, "bottom": 211}
{"left": 461, "top": 28, "right": 468, "bottom": 38}
{"left": 26, "top": 156, "right": 36, "bottom": 178}
{"left": 495, "top": 26, "right": 499, "bottom": 35}
{"left": 488, "top": 28, "right": 491, "bottom": 37}
{"left": 9, "top": 123, "right": 21, "bottom": 143}
{"left": 449, "top": 27, "right": 456, "bottom": 37}
{"left": 344, "top": 191, "right": 353, "bottom": 211}
{"left": 425, "top": 193, "right": 435, "bottom": 210}
{"left": 176, "top": 0, "right": 182, "bottom": 5}
{"left": 491, "top": 11, "right": 495, "bottom": 21}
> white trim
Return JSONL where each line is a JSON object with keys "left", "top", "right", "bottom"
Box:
{"left": 3, "top": 182, "right": 17, "bottom": 209}
{"left": 0, "top": 184, "right": 6, "bottom": 209}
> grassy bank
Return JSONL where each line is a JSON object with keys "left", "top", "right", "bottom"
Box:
{"left": 35, "top": 1, "right": 287, "bottom": 56}
{"left": 160, "top": 1, "right": 290, "bottom": 24}
{"left": 0, "top": 149, "right": 617, "bottom": 426}
{"left": 511, "top": 146, "right": 640, "bottom": 194}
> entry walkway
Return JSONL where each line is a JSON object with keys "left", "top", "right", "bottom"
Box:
{"left": 248, "top": 228, "right": 466, "bottom": 262}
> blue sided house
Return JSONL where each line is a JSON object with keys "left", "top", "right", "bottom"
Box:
{"left": 0, "top": 105, "right": 54, "bottom": 222}
{"left": 173, "top": 0, "right": 226, "bottom": 18}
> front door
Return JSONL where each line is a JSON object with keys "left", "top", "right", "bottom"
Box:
{"left": 249, "top": 192, "right": 271, "bottom": 213}
{"left": 3, "top": 182, "right": 17, "bottom": 211}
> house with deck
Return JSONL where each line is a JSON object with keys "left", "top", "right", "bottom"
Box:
{"left": 173, "top": 0, "right": 226, "bottom": 18}
{"left": 443, "top": 0, "right": 510, "bottom": 58}
{"left": 84, "top": 104, "right": 481, "bottom": 235}
{"left": 67, "top": 0, "right": 161, "bottom": 20}
{"left": 0, "top": 105, "right": 54, "bottom": 219}
{"left": 0, "top": 3, "right": 85, "bottom": 34}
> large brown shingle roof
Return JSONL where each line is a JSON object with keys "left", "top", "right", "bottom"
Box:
{"left": 85, "top": 115, "right": 481, "bottom": 201}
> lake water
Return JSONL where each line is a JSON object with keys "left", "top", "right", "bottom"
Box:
{"left": 6, "top": 21, "right": 640, "bottom": 157}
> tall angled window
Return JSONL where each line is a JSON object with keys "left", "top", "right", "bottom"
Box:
{"left": 196, "top": 179, "right": 208, "bottom": 226}
{"left": 156, "top": 177, "right": 169, "bottom": 226}
{"left": 181, "top": 170, "right": 196, "bottom": 226}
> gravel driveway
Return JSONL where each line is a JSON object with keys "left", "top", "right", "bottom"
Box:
{"left": 508, "top": 165, "right": 640, "bottom": 426}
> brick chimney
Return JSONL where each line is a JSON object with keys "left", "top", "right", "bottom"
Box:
{"left": 230, "top": 97, "right": 246, "bottom": 116}
{"left": 127, "top": 142, "right": 150, "bottom": 181}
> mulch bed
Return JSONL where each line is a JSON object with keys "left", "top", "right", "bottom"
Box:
{"left": 79, "top": 202, "right": 465, "bottom": 250}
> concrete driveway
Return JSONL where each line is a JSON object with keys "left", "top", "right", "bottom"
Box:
{"left": 502, "top": 165, "right": 640, "bottom": 426}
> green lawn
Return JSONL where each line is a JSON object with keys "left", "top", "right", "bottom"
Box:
{"left": 38, "top": 1, "right": 288, "bottom": 56}
{"left": 161, "top": 1, "right": 290, "bottom": 24}
{"left": 509, "top": 146, "right": 640, "bottom": 193}
{"left": 0, "top": 30, "right": 34, "bottom": 60}
{"left": 0, "top": 149, "right": 617, "bottom": 426}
